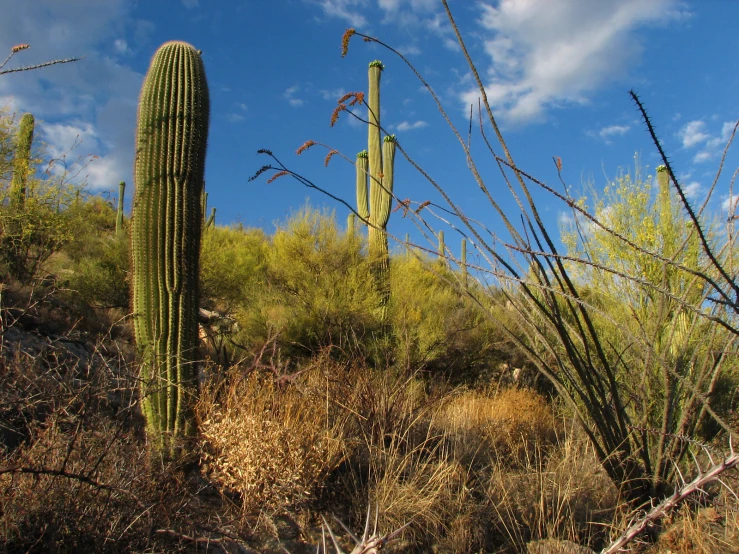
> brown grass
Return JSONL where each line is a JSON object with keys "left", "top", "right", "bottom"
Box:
{"left": 485, "top": 428, "right": 619, "bottom": 552}
{"left": 433, "top": 386, "right": 559, "bottom": 468}
{"left": 197, "top": 360, "right": 348, "bottom": 516}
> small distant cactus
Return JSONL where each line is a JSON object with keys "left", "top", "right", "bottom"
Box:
{"left": 10, "top": 113, "right": 34, "bottom": 207}
{"left": 438, "top": 230, "right": 445, "bottom": 263}
{"left": 116, "top": 181, "right": 125, "bottom": 237}
{"left": 461, "top": 238, "right": 467, "bottom": 285}
{"left": 131, "top": 41, "right": 209, "bottom": 456}
{"left": 206, "top": 207, "right": 216, "bottom": 228}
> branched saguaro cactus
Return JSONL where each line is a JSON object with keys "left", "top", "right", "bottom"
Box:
{"left": 355, "top": 60, "right": 396, "bottom": 318}
{"left": 116, "top": 181, "right": 125, "bottom": 237}
{"left": 10, "top": 113, "right": 34, "bottom": 207}
{"left": 132, "top": 41, "right": 209, "bottom": 456}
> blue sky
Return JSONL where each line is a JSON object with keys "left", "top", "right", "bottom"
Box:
{"left": 1, "top": 0, "right": 738, "bottom": 260}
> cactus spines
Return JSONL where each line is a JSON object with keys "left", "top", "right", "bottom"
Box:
{"left": 132, "top": 41, "right": 209, "bottom": 455}
{"left": 11, "top": 113, "right": 35, "bottom": 207}
{"left": 116, "top": 181, "right": 125, "bottom": 237}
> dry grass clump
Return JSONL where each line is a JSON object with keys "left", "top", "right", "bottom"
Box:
{"left": 433, "top": 386, "right": 558, "bottom": 467}
{"left": 198, "top": 365, "right": 347, "bottom": 515}
{"left": 329, "top": 367, "right": 482, "bottom": 552}
{"left": 485, "top": 433, "right": 619, "bottom": 552}
{"left": 366, "top": 433, "right": 479, "bottom": 552}
{"left": 651, "top": 505, "right": 732, "bottom": 554}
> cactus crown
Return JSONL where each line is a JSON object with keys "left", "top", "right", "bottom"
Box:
{"left": 357, "top": 150, "right": 368, "bottom": 158}
{"left": 384, "top": 134, "right": 396, "bottom": 143}
{"left": 369, "top": 60, "right": 384, "bottom": 70}
{"left": 656, "top": 165, "right": 667, "bottom": 172}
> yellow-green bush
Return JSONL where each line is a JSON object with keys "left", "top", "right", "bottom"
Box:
{"left": 200, "top": 225, "right": 269, "bottom": 309}
{"left": 240, "top": 206, "right": 382, "bottom": 358}
{"left": 389, "top": 254, "right": 503, "bottom": 379}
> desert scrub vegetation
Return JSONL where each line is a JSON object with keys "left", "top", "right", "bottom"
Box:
{"left": 1, "top": 14, "right": 739, "bottom": 554}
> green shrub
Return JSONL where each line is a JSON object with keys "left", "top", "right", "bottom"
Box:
{"left": 389, "top": 254, "right": 503, "bottom": 380}
{"left": 0, "top": 188, "right": 76, "bottom": 282}
{"left": 200, "top": 225, "right": 268, "bottom": 310}
{"left": 65, "top": 232, "right": 129, "bottom": 309}
{"left": 243, "top": 206, "right": 382, "bottom": 358}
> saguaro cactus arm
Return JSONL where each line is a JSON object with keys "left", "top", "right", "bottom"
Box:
{"left": 356, "top": 150, "right": 370, "bottom": 223}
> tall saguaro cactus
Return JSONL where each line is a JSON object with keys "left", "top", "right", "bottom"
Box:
{"left": 355, "top": 60, "right": 396, "bottom": 318}
{"left": 132, "top": 41, "right": 209, "bottom": 455}
{"left": 10, "top": 113, "right": 35, "bottom": 207}
{"left": 116, "top": 181, "right": 125, "bottom": 237}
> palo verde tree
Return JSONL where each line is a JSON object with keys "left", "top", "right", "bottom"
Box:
{"left": 131, "top": 41, "right": 210, "bottom": 457}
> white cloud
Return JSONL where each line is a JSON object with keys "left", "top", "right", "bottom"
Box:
{"left": 398, "top": 44, "right": 421, "bottom": 56}
{"left": 722, "top": 193, "right": 739, "bottom": 214}
{"left": 227, "top": 113, "right": 244, "bottom": 123}
{"left": 113, "top": 38, "right": 129, "bottom": 54}
{"left": 682, "top": 119, "right": 738, "bottom": 164}
{"left": 42, "top": 121, "right": 127, "bottom": 189}
{"left": 312, "top": 0, "right": 368, "bottom": 27}
{"left": 0, "top": 0, "right": 145, "bottom": 191}
{"left": 182, "top": 0, "right": 199, "bottom": 9}
{"left": 462, "top": 0, "right": 682, "bottom": 123}
{"left": 558, "top": 211, "right": 575, "bottom": 227}
{"left": 682, "top": 181, "right": 701, "bottom": 199}
{"left": 679, "top": 120, "right": 710, "bottom": 148}
{"left": 395, "top": 120, "right": 428, "bottom": 131}
{"left": 379, "top": 0, "right": 436, "bottom": 11}
{"left": 320, "top": 88, "right": 346, "bottom": 101}
{"left": 284, "top": 85, "right": 304, "bottom": 108}
{"left": 693, "top": 151, "right": 712, "bottom": 164}
{"left": 599, "top": 124, "right": 630, "bottom": 139}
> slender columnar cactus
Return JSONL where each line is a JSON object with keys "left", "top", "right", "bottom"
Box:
{"left": 206, "top": 207, "right": 216, "bottom": 228}
{"left": 347, "top": 212, "right": 356, "bottom": 236}
{"left": 10, "top": 113, "right": 34, "bottom": 207}
{"left": 437, "top": 230, "right": 446, "bottom": 265}
{"left": 461, "top": 238, "right": 467, "bottom": 285}
{"left": 116, "top": 181, "right": 125, "bottom": 237}
{"left": 131, "top": 41, "right": 209, "bottom": 455}
{"left": 353, "top": 61, "right": 396, "bottom": 318}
